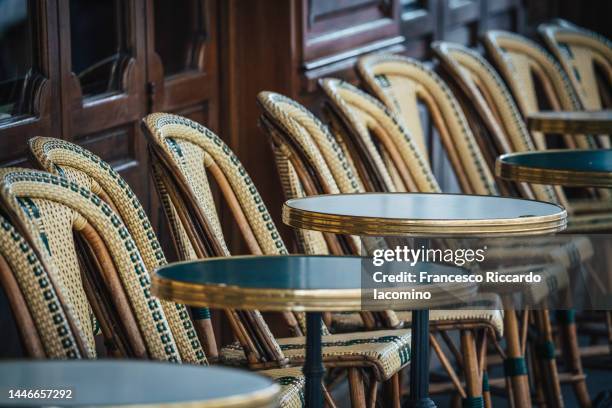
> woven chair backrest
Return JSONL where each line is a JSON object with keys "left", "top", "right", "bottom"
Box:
{"left": 539, "top": 21, "right": 612, "bottom": 112}
{"left": 257, "top": 93, "right": 401, "bottom": 329}
{"left": 28, "top": 137, "right": 206, "bottom": 364}
{"left": 142, "top": 113, "right": 298, "bottom": 365}
{"left": 0, "top": 168, "right": 182, "bottom": 363}
{"left": 432, "top": 42, "right": 560, "bottom": 205}
{"left": 0, "top": 211, "right": 85, "bottom": 358}
{"left": 356, "top": 54, "right": 498, "bottom": 196}
{"left": 257, "top": 92, "right": 363, "bottom": 255}
{"left": 143, "top": 113, "right": 286, "bottom": 257}
{"left": 319, "top": 78, "right": 440, "bottom": 194}
{"left": 482, "top": 30, "right": 597, "bottom": 150}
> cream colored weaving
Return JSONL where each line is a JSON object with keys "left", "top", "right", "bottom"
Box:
{"left": 356, "top": 54, "right": 499, "bottom": 196}
{"left": 223, "top": 329, "right": 411, "bottom": 382}
{"left": 432, "top": 42, "right": 612, "bottom": 231}
{"left": 0, "top": 168, "right": 181, "bottom": 362}
{"left": 539, "top": 21, "right": 611, "bottom": 113}
{"left": 29, "top": 137, "right": 206, "bottom": 364}
{"left": 319, "top": 78, "right": 440, "bottom": 193}
{"left": 432, "top": 41, "right": 559, "bottom": 205}
{"left": 143, "top": 114, "right": 415, "bottom": 395}
{"left": 483, "top": 30, "right": 596, "bottom": 150}
{"left": 0, "top": 213, "right": 86, "bottom": 358}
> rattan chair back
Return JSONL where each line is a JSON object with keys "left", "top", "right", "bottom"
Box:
{"left": 355, "top": 54, "right": 498, "bottom": 196}
{"left": 142, "top": 113, "right": 302, "bottom": 366}
{"left": 28, "top": 137, "right": 207, "bottom": 364}
{"left": 318, "top": 78, "right": 439, "bottom": 194}
{"left": 0, "top": 212, "right": 86, "bottom": 358}
{"left": 539, "top": 20, "right": 611, "bottom": 113}
{"left": 482, "top": 30, "right": 597, "bottom": 150}
{"left": 0, "top": 168, "right": 183, "bottom": 363}
{"left": 432, "top": 42, "right": 561, "bottom": 205}
{"left": 257, "top": 92, "right": 363, "bottom": 256}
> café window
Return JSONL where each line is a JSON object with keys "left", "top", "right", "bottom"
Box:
{"left": 154, "top": 0, "right": 207, "bottom": 77}
{"left": 0, "top": 0, "right": 34, "bottom": 121}
{"left": 69, "top": 0, "right": 129, "bottom": 98}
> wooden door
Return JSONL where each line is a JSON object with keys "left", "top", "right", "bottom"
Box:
{"left": 145, "top": 0, "right": 218, "bottom": 130}
{"left": 56, "top": 0, "right": 150, "bottom": 210}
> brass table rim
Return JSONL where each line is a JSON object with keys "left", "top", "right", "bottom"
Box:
{"left": 527, "top": 109, "right": 612, "bottom": 134}
{"left": 282, "top": 192, "right": 567, "bottom": 237}
{"left": 152, "top": 255, "right": 474, "bottom": 312}
{"left": 496, "top": 150, "right": 612, "bottom": 189}
{"left": 152, "top": 275, "right": 476, "bottom": 312}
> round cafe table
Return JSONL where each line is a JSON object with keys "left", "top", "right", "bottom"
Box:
{"left": 282, "top": 193, "right": 567, "bottom": 408}
{"left": 496, "top": 149, "right": 612, "bottom": 188}
{"left": 527, "top": 110, "right": 612, "bottom": 134}
{"left": 0, "top": 360, "right": 279, "bottom": 407}
{"left": 153, "top": 255, "right": 467, "bottom": 408}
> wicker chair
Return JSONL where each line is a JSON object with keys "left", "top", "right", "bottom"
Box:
{"left": 482, "top": 30, "right": 598, "bottom": 151}
{"left": 431, "top": 41, "right": 612, "bottom": 233}
{"left": 352, "top": 54, "right": 596, "bottom": 407}
{"left": 538, "top": 20, "right": 611, "bottom": 123}
{"left": 431, "top": 41, "right": 604, "bottom": 407}
{"left": 0, "top": 166, "right": 305, "bottom": 408}
{"left": 27, "top": 138, "right": 306, "bottom": 406}
{"left": 142, "top": 113, "right": 413, "bottom": 407}
{"left": 257, "top": 90, "right": 509, "bottom": 407}
{"left": 0, "top": 212, "right": 86, "bottom": 358}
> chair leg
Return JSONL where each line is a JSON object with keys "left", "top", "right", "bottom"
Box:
{"left": 348, "top": 368, "right": 367, "bottom": 408}
{"left": 461, "top": 330, "right": 483, "bottom": 407}
{"left": 504, "top": 309, "right": 532, "bottom": 408}
{"left": 482, "top": 371, "right": 492, "bottom": 408}
{"left": 557, "top": 311, "right": 591, "bottom": 407}
{"left": 534, "top": 310, "right": 564, "bottom": 408}
{"left": 382, "top": 373, "right": 401, "bottom": 408}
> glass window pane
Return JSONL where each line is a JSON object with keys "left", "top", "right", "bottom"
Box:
{"left": 70, "top": 0, "right": 126, "bottom": 98}
{"left": 0, "top": 0, "right": 33, "bottom": 120}
{"left": 154, "top": 0, "right": 206, "bottom": 77}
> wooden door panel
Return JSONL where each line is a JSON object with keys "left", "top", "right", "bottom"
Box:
{"left": 303, "top": 0, "right": 401, "bottom": 62}
{"left": 57, "top": 0, "right": 150, "bottom": 211}
{"left": 0, "top": 0, "right": 61, "bottom": 167}
{"left": 146, "top": 0, "right": 218, "bottom": 130}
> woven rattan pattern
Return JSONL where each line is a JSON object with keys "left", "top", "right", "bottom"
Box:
{"left": 29, "top": 137, "right": 206, "bottom": 364}
{"left": 539, "top": 22, "right": 612, "bottom": 113}
{"left": 0, "top": 214, "right": 85, "bottom": 358}
{"left": 319, "top": 78, "right": 440, "bottom": 193}
{"left": 145, "top": 113, "right": 286, "bottom": 256}
{"left": 432, "top": 42, "right": 559, "bottom": 204}
{"left": 16, "top": 196, "right": 96, "bottom": 356}
{"left": 0, "top": 168, "right": 180, "bottom": 362}
{"left": 357, "top": 54, "right": 499, "bottom": 196}
{"left": 223, "top": 329, "right": 411, "bottom": 382}
{"left": 483, "top": 30, "right": 597, "bottom": 150}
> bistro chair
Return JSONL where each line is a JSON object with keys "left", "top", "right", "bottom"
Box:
{"left": 0, "top": 168, "right": 183, "bottom": 362}
{"left": 350, "top": 54, "right": 591, "bottom": 407}
{"left": 538, "top": 20, "right": 611, "bottom": 117}
{"left": 257, "top": 90, "right": 507, "bottom": 407}
{"left": 30, "top": 137, "right": 291, "bottom": 368}
{"left": 142, "top": 112, "right": 413, "bottom": 407}
{"left": 482, "top": 30, "right": 598, "bottom": 151}
{"left": 28, "top": 137, "right": 208, "bottom": 364}
{"left": 431, "top": 41, "right": 612, "bottom": 231}
{"left": 0, "top": 212, "right": 86, "bottom": 359}
{"left": 0, "top": 166, "right": 306, "bottom": 408}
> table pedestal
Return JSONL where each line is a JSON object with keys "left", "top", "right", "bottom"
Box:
{"left": 406, "top": 309, "right": 436, "bottom": 407}
{"left": 305, "top": 312, "right": 325, "bottom": 408}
